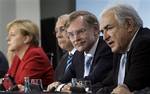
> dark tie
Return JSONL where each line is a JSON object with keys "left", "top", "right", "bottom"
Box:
{"left": 84, "top": 56, "right": 93, "bottom": 77}
{"left": 65, "top": 54, "right": 73, "bottom": 73}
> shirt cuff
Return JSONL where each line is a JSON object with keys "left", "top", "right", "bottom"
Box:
{"left": 55, "top": 84, "right": 65, "bottom": 91}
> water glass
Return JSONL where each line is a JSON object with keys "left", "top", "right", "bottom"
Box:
{"left": 29, "top": 79, "right": 43, "bottom": 92}
{"left": 78, "top": 80, "right": 92, "bottom": 93}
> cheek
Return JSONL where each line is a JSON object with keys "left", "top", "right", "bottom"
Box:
{"left": 114, "top": 34, "right": 122, "bottom": 45}
{"left": 58, "top": 41, "right": 65, "bottom": 48}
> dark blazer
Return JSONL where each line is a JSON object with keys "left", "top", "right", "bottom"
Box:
{"left": 0, "top": 51, "right": 9, "bottom": 78}
{"left": 100, "top": 27, "right": 150, "bottom": 93}
{"left": 55, "top": 52, "right": 68, "bottom": 81}
{"left": 61, "top": 36, "right": 113, "bottom": 85}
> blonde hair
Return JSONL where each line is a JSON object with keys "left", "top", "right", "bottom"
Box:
{"left": 55, "top": 14, "right": 69, "bottom": 32}
{"left": 7, "top": 19, "right": 39, "bottom": 46}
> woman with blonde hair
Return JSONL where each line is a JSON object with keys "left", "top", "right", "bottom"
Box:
{"left": 2, "top": 19, "right": 54, "bottom": 91}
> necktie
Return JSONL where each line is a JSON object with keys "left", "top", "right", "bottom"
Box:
{"left": 65, "top": 54, "right": 73, "bottom": 73}
{"left": 118, "top": 52, "right": 127, "bottom": 84}
{"left": 84, "top": 56, "right": 93, "bottom": 77}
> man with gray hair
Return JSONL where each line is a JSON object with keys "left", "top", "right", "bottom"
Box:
{"left": 98, "top": 4, "right": 150, "bottom": 94}
{"left": 61, "top": 10, "right": 113, "bottom": 93}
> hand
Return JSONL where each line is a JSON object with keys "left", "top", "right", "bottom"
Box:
{"left": 61, "top": 83, "right": 72, "bottom": 93}
{"left": 17, "top": 84, "right": 24, "bottom": 91}
{"left": 47, "top": 81, "right": 60, "bottom": 91}
{"left": 111, "top": 84, "right": 132, "bottom": 94}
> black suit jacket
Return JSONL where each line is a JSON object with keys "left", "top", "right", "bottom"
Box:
{"left": 101, "top": 27, "right": 150, "bottom": 93}
{"left": 54, "top": 52, "right": 68, "bottom": 81}
{"left": 61, "top": 36, "right": 113, "bottom": 85}
{"left": 0, "top": 51, "right": 9, "bottom": 78}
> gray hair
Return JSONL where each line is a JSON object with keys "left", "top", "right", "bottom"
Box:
{"left": 101, "top": 4, "right": 143, "bottom": 27}
{"left": 66, "top": 10, "right": 99, "bottom": 29}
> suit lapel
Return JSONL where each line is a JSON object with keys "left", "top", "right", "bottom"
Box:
{"left": 79, "top": 53, "right": 85, "bottom": 78}
{"left": 113, "top": 54, "right": 122, "bottom": 84}
{"left": 124, "top": 28, "right": 142, "bottom": 79}
{"left": 90, "top": 36, "right": 105, "bottom": 73}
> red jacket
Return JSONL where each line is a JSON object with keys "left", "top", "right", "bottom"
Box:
{"left": 4, "top": 46, "right": 54, "bottom": 89}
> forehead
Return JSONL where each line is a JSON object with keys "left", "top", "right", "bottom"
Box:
{"left": 100, "top": 11, "right": 117, "bottom": 29}
{"left": 8, "top": 26, "right": 21, "bottom": 34}
{"left": 67, "top": 16, "right": 85, "bottom": 31}
{"left": 55, "top": 20, "right": 65, "bottom": 28}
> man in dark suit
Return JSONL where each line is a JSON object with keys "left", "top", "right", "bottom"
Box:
{"left": 98, "top": 4, "right": 150, "bottom": 94}
{"left": 61, "top": 36, "right": 113, "bottom": 84}
{"left": 60, "top": 11, "right": 113, "bottom": 93}
{"left": 53, "top": 14, "right": 76, "bottom": 81}
{"left": 47, "top": 14, "right": 76, "bottom": 91}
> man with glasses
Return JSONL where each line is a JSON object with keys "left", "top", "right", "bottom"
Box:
{"left": 60, "top": 11, "right": 113, "bottom": 93}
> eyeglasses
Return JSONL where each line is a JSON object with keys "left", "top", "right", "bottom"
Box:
{"left": 67, "top": 28, "right": 87, "bottom": 38}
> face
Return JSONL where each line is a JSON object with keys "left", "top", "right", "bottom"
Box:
{"left": 55, "top": 20, "right": 73, "bottom": 51}
{"left": 100, "top": 11, "right": 130, "bottom": 53}
{"left": 67, "top": 16, "right": 98, "bottom": 52}
{"left": 7, "top": 26, "right": 27, "bottom": 52}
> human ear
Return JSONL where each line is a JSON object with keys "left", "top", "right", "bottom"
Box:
{"left": 93, "top": 25, "right": 100, "bottom": 37}
{"left": 24, "top": 35, "right": 32, "bottom": 44}
{"left": 125, "top": 17, "right": 134, "bottom": 33}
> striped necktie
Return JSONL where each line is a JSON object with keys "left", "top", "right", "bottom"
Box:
{"left": 65, "top": 54, "right": 73, "bottom": 73}
{"left": 84, "top": 56, "right": 93, "bottom": 77}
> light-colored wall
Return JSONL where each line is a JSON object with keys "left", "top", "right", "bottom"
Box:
{"left": 0, "top": 0, "right": 40, "bottom": 56}
{"left": 0, "top": 0, "right": 16, "bottom": 56}
{"left": 16, "top": 0, "right": 40, "bottom": 27}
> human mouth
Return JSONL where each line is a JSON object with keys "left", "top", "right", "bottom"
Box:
{"left": 75, "top": 41, "right": 85, "bottom": 47}
{"left": 107, "top": 41, "right": 114, "bottom": 48}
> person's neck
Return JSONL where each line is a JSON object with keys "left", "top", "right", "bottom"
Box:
{"left": 16, "top": 45, "right": 30, "bottom": 59}
{"left": 67, "top": 46, "right": 74, "bottom": 52}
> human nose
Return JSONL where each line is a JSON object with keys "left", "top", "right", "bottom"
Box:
{"left": 103, "top": 31, "right": 110, "bottom": 41}
{"left": 72, "top": 32, "right": 82, "bottom": 42}
{"left": 55, "top": 31, "right": 62, "bottom": 38}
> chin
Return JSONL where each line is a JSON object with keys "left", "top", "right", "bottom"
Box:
{"left": 76, "top": 47, "right": 84, "bottom": 52}
{"left": 111, "top": 47, "right": 119, "bottom": 53}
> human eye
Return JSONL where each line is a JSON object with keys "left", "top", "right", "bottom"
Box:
{"left": 55, "top": 26, "right": 66, "bottom": 33}
{"left": 80, "top": 28, "right": 86, "bottom": 32}
{"left": 10, "top": 33, "right": 16, "bottom": 37}
{"left": 67, "top": 32, "right": 74, "bottom": 37}
{"left": 77, "top": 28, "right": 86, "bottom": 35}
{"left": 104, "top": 25, "right": 113, "bottom": 32}
{"left": 60, "top": 27, "right": 65, "bottom": 32}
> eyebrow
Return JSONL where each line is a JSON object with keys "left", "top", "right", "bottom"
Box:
{"left": 100, "top": 24, "right": 112, "bottom": 33}
{"left": 104, "top": 24, "right": 111, "bottom": 30}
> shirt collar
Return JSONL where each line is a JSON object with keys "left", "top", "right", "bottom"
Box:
{"left": 69, "top": 48, "right": 76, "bottom": 55}
{"left": 126, "top": 27, "right": 140, "bottom": 52}
{"left": 84, "top": 37, "right": 99, "bottom": 57}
